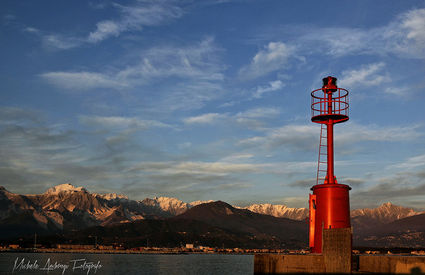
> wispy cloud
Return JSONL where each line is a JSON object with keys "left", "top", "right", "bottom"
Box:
{"left": 339, "top": 63, "right": 389, "bottom": 88}
{"left": 183, "top": 107, "right": 280, "bottom": 129}
{"left": 236, "top": 107, "right": 280, "bottom": 119}
{"left": 238, "top": 122, "right": 423, "bottom": 152}
{"left": 116, "top": 37, "right": 223, "bottom": 83}
{"left": 387, "top": 154, "right": 425, "bottom": 170}
{"left": 0, "top": 107, "right": 182, "bottom": 196}
{"left": 143, "top": 161, "right": 265, "bottom": 175}
{"left": 23, "top": 27, "right": 40, "bottom": 34}
{"left": 183, "top": 113, "right": 227, "bottom": 124}
{"left": 239, "top": 42, "right": 296, "bottom": 79}
{"left": 219, "top": 153, "right": 254, "bottom": 163}
{"left": 252, "top": 80, "right": 284, "bottom": 99}
{"left": 0, "top": 107, "right": 83, "bottom": 191}
{"left": 337, "top": 123, "right": 422, "bottom": 145}
{"left": 42, "top": 35, "right": 83, "bottom": 50}
{"left": 234, "top": 107, "right": 281, "bottom": 130}
{"left": 350, "top": 154, "right": 425, "bottom": 208}
{"left": 250, "top": 8, "right": 425, "bottom": 61}
{"left": 87, "top": 20, "right": 121, "bottom": 43}
{"left": 0, "top": 107, "right": 42, "bottom": 124}
{"left": 384, "top": 87, "right": 409, "bottom": 96}
{"left": 41, "top": 37, "right": 224, "bottom": 111}
{"left": 80, "top": 115, "right": 172, "bottom": 130}
{"left": 124, "top": 160, "right": 265, "bottom": 197}
{"left": 238, "top": 124, "right": 318, "bottom": 151}
{"left": 400, "top": 8, "right": 425, "bottom": 47}
{"left": 41, "top": 72, "right": 128, "bottom": 90}
{"left": 289, "top": 178, "right": 316, "bottom": 188}
{"left": 41, "top": 1, "right": 185, "bottom": 49}
{"left": 351, "top": 170, "right": 425, "bottom": 209}
{"left": 302, "top": 8, "right": 425, "bottom": 59}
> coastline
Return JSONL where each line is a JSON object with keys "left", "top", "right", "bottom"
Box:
{"left": 0, "top": 248, "right": 256, "bottom": 255}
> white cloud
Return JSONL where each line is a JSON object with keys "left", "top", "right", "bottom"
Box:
{"left": 238, "top": 122, "right": 423, "bottom": 151}
{"left": 41, "top": 37, "right": 224, "bottom": 97}
{"left": 351, "top": 171, "right": 425, "bottom": 209}
{"left": 42, "top": 1, "right": 185, "bottom": 49}
{"left": 337, "top": 123, "right": 422, "bottom": 145}
{"left": 80, "top": 115, "right": 171, "bottom": 129}
{"left": 118, "top": 2, "right": 184, "bottom": 27}
{"left": 234, "top": 107, "right": 281, "bottom": 130}
{"left": 401, "top": 9, "right": 425, "bottom": 44}
{"left": 23, "top": 27, "right": 39, "bottom": 34}
{"left": 384, "top": 87, "right": 409, "bottom": 96}
{"left": 252, "top": 80, "right": 284, "bottom": 98}
{"left": 239, "top": 42, "right": 295, "bottom": 79}
{"left": 87, "top": 3, "right": 183, "bottom": 43}
{"left": 388, "top": 154, "right": 425, "bottom": 170}
{"left": 183, "top": 107, "right": 280, "bottom": 127}
{"left": 117, "top": 37, "right": 223, "bottom": 82}
{"left": 87, "top": 20, "right": 121, "bottom": 43}
{"left": 42, "top": 35, "right": 83, "bottom": 50}
{"left": 41, "top": 72, "right": 126, "bottom": 90}
{"left": 128, "top": 160, "right": 266, "bottom": 176}
{"left": 173, "top": 161, "right": 263, "bottom": 175}
{"left": 220, "top": 154, "right": 254, "bottom": 163}
{"left": 339, "top": 63, "right": 389, "bottom": 88}
{"left": 297, "top": 8, "right": 425, "bottom": 58}
{"left": 183, "top": 113, "right": 227, "bottom": 124}
{"left": 238, "top": 124, "right": 318, "bottom": 151}
{"left": 236, "top": 107, "right": 280, "bottom": 119}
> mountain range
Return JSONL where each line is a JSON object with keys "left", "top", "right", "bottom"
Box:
{"left": 1, "top": 183, "right": 424, "bottom": 248}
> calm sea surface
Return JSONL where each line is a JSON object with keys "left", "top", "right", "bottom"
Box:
{"left": 0, "top": 253, "right": 253, "bottom": 275}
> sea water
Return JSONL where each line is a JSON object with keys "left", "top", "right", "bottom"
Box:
{"left": 0, "top": 253, "right": 253, "bottom": 275}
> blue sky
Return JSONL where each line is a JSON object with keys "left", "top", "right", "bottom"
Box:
{"left": 1, "top": 0, "right": 425, "bottom": 209}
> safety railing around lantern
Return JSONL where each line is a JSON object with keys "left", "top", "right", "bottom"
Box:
{"left": 311, "top": 88, "right": 349, "bottom": 123}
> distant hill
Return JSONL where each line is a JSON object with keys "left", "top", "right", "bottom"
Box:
{"left": 173, "top": 201, "right": 307, "bottom": 246}
{"left": 1, "top": 183, "right": 425, "bottom": 248}
{"left": 354, "top": 213, "right": 425, "bottom": 248}
{"left": 59, "top": 201, "right": 308, "bottom": 249}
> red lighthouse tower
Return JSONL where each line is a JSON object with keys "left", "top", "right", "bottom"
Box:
{"left": 309, "top": 76, "right": 351, "bottom": 253}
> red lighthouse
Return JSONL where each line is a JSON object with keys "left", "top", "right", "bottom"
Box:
{"left": 309, "top": 76, "right": 351, "bottom": 253}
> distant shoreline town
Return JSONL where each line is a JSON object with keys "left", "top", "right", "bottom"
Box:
{"left": 2, "top": 244, "right": 425, "bottom": 256}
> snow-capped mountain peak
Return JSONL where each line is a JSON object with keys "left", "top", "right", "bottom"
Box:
{"left": 241, "top": 203, "right": 309, "bottom": 220}
{"left": 189, "top": 200, "right": 215, "bottom": 207}
{"left": 155, "top": 197, "right": 190, "bottom": 215}
{"left": 45, "top": 183, "right": 87, "bottom": 195}
{"left": 351, "top": 202, "right": 421, "bottom": 224}
{"left": 96, "top": 193, "right": 128, "bottom": 201}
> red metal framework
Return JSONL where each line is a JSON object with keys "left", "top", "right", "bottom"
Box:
{"left": 311, "top": 87, "right": 349, "bottom": 124}
{"left": 308, "top": 76, "right": 351, "bottom": 254}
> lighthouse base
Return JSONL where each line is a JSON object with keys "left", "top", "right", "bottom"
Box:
{"left": 254, "top": 227, "right": 352, "bottom": 274}
{"left": 310, "top": 183, "right": 351, "bottom": 253}
{"left": 322, "top": 227, "right": 352, "bottom": 273}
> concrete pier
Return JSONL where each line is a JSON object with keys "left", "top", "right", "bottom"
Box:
{"left": 254, "top": 227, "right": 425, "bottom": 274}
{"left": 357, "top": 255, "right": 425, "bottom": 274}
{"left": 254, "top": 254, "right": 425, "bottom": 274}
{"left": 254, "top": 254, "right": 325, "bottom": 274}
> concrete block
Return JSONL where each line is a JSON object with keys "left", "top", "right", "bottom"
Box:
{"left": 322, "top": 227, "right": 352, "bottom": 273}
{"left": 254, "top": 254, "right": 325, "bottom": 274}
{"left": 359, "top": 255, "right": 425, "bottom": 274}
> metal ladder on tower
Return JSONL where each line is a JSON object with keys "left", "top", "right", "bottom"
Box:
{"left": 316, "top": 124, "right": 328, "bottom": 185}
